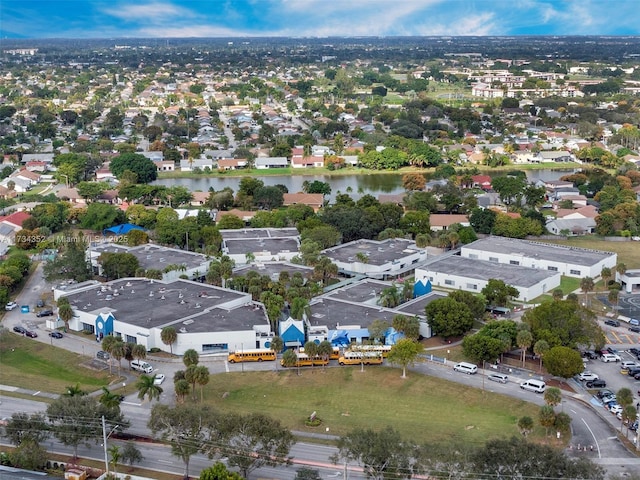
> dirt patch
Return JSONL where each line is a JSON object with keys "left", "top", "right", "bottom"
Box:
{"left": 545, "top": 378, "right": 576, "bottom": 393}
{"left": 421, "top": 336, "right": 463, "bottom": 348}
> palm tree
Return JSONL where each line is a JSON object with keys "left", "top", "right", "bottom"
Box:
{"left": 183, "top": 348, "right": 199, "bottom": 368}
{"left": 160, "top": 326, "right": 177, "bottom": 355}
{"left": 616, "top": 262, "right": 627, "bottom": 280}
{"left": 194, "top": 365, "right": 210, "bottom": 402}
{"left": 448, "top": 231, "right": 460, "bottom": 250}
{"left": 533, "top": 340, "right": 549, "bottom": 372}
{"left": 132, "top": 344, "right": 146, "bottom": 363}
{"left": 290, "top": 297, "right": 309, "bottom": 320}
{"left": 544, "top": 387, "right": 562, "bottom": 408}
{"left": 303, "top": 341, "right": 319, "bottom": 372}
{"left": 185, "top": 364, "right": 198, "bottom": 401}
{"left": 378, "top": 285, "right": 401, "bottom": 308}
{"left": 609, "top": 288, "right": 620, "bottom": 311}
{"left": 601, "top": 266, "right": 612, "bottom": 291}
{"left": 102, "top": 335, "right": 119, "bottom": 374}
{"left": 108, "top": 445, "right": 121, "bottom": 474}
{"left": 63, "top": 384, "right": 86, "bottom": 397}
{"left": 111, "top": 339, "right": 126, "bottom": 376}
{"left": 136, "top": 374, "right": 163, "bottom": 402}
{"left": 580, "top": 276, "right": 595, "bottom": 307}
{"left": 316, "top": 340, "right": 334, "bottom": 372}
{"left": 270, "top": 336, "right": 284, "bottom": 371}
{"left": 516, "top": 330, "right": 533, "bottom": 368}
{"left": 57, "top": 303, "right": 74, "bottom": 332}
{"left": 174, "top": 379, "right": 190, "bottom": 404}
{"left": 99, "top": 387, "right": 122, "bottom": 411}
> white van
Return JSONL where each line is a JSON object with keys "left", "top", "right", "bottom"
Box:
{"left": 520, "top": 379, "right": 546, "bottom": 393}
{"left": 131, "top": 360, "right": 153, "bottom": 374}
{"left": 453, "top": 362, "right": 478, "bottom": 375}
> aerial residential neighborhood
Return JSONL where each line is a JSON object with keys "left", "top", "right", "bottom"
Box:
{"left": 1, "top": 18, "right": 640, "bottom": 480}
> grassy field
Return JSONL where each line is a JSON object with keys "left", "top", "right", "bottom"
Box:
{"left": 204, "top": 367, "right": 544, "bottom": 445}
{"left": 0, "top": 333, "right": 114, "bottom": 394}
{"left": 539, "top": 237, "right": 640, "bottom": 269}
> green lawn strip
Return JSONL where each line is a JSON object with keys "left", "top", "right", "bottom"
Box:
{"left": 0, "top": 334, "right": 111, "bottom": 393}
{"left": 205, "top": 368, "right": 543, "bottom": 444}
{"left": 559, "top": 276, "right": 581, "bottom": 294}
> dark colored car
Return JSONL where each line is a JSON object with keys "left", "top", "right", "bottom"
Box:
{"left": 36, "top": 309, "right": 54, "bottom": 317}
{"left": 605, "top": 319, "right": 621, "bottom": 327}
{"left": 49, "top": 331, "right": 63, "bottom": 339}
{"left": 36, "top": 299, "right": 45, "bottom": 308}
{"left": 630, "top": 348, "right": 640, "bottom": 356}
{"left": 607, "top": 347, "right": 620, "bottom": 355}
{"left": 597, "top": 389, "right": 615, "bottom": 399}
{"left": 25, "top": 330, "right": 37, "bottom": 338}
{"left": 586, "top": 379, "right": 606, "bottom": 388}
{"left": 584, "top": 350, "right": 598, "bottom": 359}
{"left": 12, "top": 325, "right": 26, "bottom": 334}
{"left": 96, "top": 350, "right": 110, "bottom": 360}
{"left": 630, "top": 326, "right": 640, "bottom": 333}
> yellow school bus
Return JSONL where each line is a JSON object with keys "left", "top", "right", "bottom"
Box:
{"left": 299, "top": 346, "right": 341, "bottom": 360}
{"left": 281, "top": 352, "right": 329, "bottom": 368}
{"left": 347, "top": 344, "right": 392, "bottom": 358}
{"left": 338, "top": 351, "right": 384, "bottom": 366}
{"left": 227, "top": 349, "right": 276, "bottom": 363}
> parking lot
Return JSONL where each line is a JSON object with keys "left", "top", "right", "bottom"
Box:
{"left": 598, "top": 292, "right": 640, "bottom": 321}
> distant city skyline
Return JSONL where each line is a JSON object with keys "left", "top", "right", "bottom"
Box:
{"left": 2, "top": 0, "right": 640, "bottom": 39}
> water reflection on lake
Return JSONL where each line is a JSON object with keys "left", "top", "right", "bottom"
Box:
{"left": 153, "top": 168, "right": 576, "bottom": 202}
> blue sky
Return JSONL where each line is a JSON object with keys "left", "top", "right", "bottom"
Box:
{"left": 2, "top": 0, "right": 640, "bottom": 39}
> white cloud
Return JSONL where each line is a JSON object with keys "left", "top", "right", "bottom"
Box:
{"left": 102, "top": 2, "right": 196, "bottom": 22}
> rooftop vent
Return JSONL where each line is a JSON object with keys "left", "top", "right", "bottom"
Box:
{"left": 160, "top": 295, "right": 166, "bottom": 300}
{"left": 183, "top": 319, "right": 194, "bottom": 325}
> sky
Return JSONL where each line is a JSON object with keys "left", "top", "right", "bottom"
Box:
{"left": 1, "top": 0, "right": 640, "bottom": 39}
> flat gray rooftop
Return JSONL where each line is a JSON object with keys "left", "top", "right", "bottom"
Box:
{"left": 220, "top": 228, "right": 299, "bottom": 240}
{"left": 396, "top": 292, "right": 448, "bottom": 316}
{"left": 224, "top": 237, "right": 299, "bottom": 255}
{"left": 309, "top": 297, "right": 399, "bottom": 330}
{"left": 463, "top": 237, "right": 615, "bottom": 266}
{"left": 233, "top": 262, "right": 313, "bottom": 280}
{"left": 323, "top": 239, "right": 420, "bottom": 266}
{"left": 423, "top": 255, "right": 558, "bottom": 288}
{"left": 92, "top": 244, "right": 209, "bottom": 271}
{"left": 62, "top": 278, "right": 258, "bottom": 332}
{"left": 326, "top": 279, "right": 391, "bottom": 304}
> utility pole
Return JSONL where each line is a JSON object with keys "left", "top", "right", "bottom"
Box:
{"left": 102, "top": 416, "right": 109, "bottom": 474}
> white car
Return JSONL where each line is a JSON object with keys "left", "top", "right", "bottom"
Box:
{"left": 601, "top": 353, "right": 621, "bottom": 363}
{"left": 578, "top": 372, "right": 599, "bottom": 382}
{"left": 610, "top": 404, "right": 624, "bottom": 415}
{"left": 621, "top": 361, "right": 638, "bottom": 370}
{"left": 153, "top": 374, "right": 165, "bottom": 385}
{"left": 5, "top": 302, "right": 17, "bottom": 311}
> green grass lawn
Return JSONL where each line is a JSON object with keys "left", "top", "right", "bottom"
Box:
{"left": 539, "top": 237, "right": 640, "bottom": 269}
{"left": 204, "top": 367, "right": 544, "bottom": 445}
{"left": 0, "top": 333, "right": 114, "bottom": 394}
{"left": 559, "top": 276, "right": 581, "bottom": 294}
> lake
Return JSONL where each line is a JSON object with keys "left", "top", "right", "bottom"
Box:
{"left": 153, "top": 169, "right": 577, "bottom": 202}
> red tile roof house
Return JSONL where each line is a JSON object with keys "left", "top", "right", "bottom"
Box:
{"left": 429, "top": 214, "right": 470, "bottom": 231}
{"left": 291, "top": 155, "right": 324, "bottom": 168}
{"left": 471, "top": 175, "right": 492, "bottom": 190}
{"left": 0, "top": 211, "right": 33, "bottom": 247}
{"left": 283, "top": 193, "right": 325, "bottom": 212}
{"left": 191, "top": 191, "right": 210, "bottom": 206}
{"left": 217, "top": 158, "right": 248, "bottom": 170}
{"left": 0, "top": 211, "right": 32, "bottom": 230}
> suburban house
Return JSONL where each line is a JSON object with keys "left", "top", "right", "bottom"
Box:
{"left": 179, "top": 158, "right": 214, "bottom": 171}
{"left": 217, "top": 158, "right": 248, "bottom": 170}
{"left": 282, "top": 193, "right": 324, "bottom": 212}
{"left": 190, "top": 191, "right": 210, "bottom": 206}
{"left": 0, "top": 210, "right": 32, "bottom": 248}
{"left": 291, "top": 155, "right": 324, "bottom": 168}
{"left": 154, "top": 160, "right": 175, "bottom": 172}
{"left": 56, "top": 187, "right": 85, "bottom": 204}
{"left": 254, "top": 157, "right": 289, "bottom": 169}
{"left": 546, "top": 217, "right": 596, "bottom": 236}
{"left": 429, "top": 214, "right": 470, "bottom": 232}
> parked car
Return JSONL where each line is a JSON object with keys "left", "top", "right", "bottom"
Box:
{"left": 96, "top": 350, "right": 110, "bottom": 360}
{"left": 35, "top": 309, "right": 54, "bottom": 317}
{"left": 5, "top": 302, "right": 18, "bottom": 311}
{"left": 630, "top": 348, "right": 640, "bottom": 356}
{"left": 598, "top": 389, "right": 615, "bottom": 399}
{"left": 610, "top": 404, "right": 624, "bottom": 415}
{"left": 631, "top": 319, "right": 640, "bottom": 326}
{"left": 630, "top": 326, "right": 640, "bottom": 333}
{"left": 583, "top": 350, "right": 599, "bottom": 360}
{"left": 12, "top": 325, "right": 26, "bottom": 334}
{"left": 586, "top": 379, "right": 606, "bottom": 388}
{"left": 36, "top": 299, "right": 45, "bottom": 308}
{"left": 605, "top": 319, "right": 621, "bottom": 327}
{"left": 153, "top": 374, "right": 165, "bottom": 385}
{"left": 578, "top": 372, "right": 599, "bottom": 382}
{"left": 621, "top": 361, "right": 638, "bottom": 369}
{"left": 601, "top": 395, "right": 617, "bottom": 405}
{"left": 627, "top": 367, "right": 640, "bottom": 377}
{"left": 607, "top": 347, "right": 620, "bottom": 355}
{"left": 25, "top": 330, "right": 37, "bottom": 338}
{"left": 49, "top": 331, "right": 63, "bottom": 339}
{"left": 487, "top": 373, "right": 509, "bottom": 384}
{"left": 601, "top": 353, "right": 621, "bottom": 363}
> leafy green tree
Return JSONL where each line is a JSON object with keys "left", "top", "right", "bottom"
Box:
{"left": 448, "top": 290, "right": 486, "bottom": 320}
{"left": 282, "top": 349, "right": 298, "bottom": 369}
{"left": 554, "top": 412, "right": 572, "bottom": 437}
{"left": 110, "top": 152, "right": 158, "bottom": 183}
{"left": 200, "top": 462, "right": 243, "bottom": 480}
{"left": 544, "top": 387, "right": 562, "bottom": 408}
{"left": 136, "top": 374, "right": 163, "bottom": 402}
{"left": 80, "top": 202, "right": 126, "bottom": 231}
{"left": 76, "top": 181, "right": 107, "bottom": 202}
{"left": 517, "top": 416, "right": 534, "bottom": 437}
{"left": 462, "top": 335, "right": 505, "bottom": 364}
{"left": 121, "top": 441, "right": 143, "bottom": 469}
{"left": 222, "top": 413, "right": 294, "bottom": 478}
{"left": 47, "top": 395, "right": 128, "bottom": 459}
{"left": 161, "top": 326, "right": 178, "bottom": 354}
{"left": 98, "top": 252, "right": 139, "bottom": 280}
{"left": 331, "top": 426, "right": 417, "bottom": 479}
{"left": 482, "top": 279, "right": 519, "bottom": 306}
{"left": 4, "top": 412, "right": 50, "bottom": 448}
{"left": 368, "top": 319, "right": 390, "bottom": 344}
{"left": 425, "top": 298, "right": 474, "bottom": 340}
{"left": 270, "top": 336, "right": 284, "bottom": 367}
{"left": 543, "top": 346, "right": 584, "bottom": 380}
{"left": 391, "top": 314, "right": 420, "bottom": 341}
{"left": 295, "top": 466, "right": 322, "bottom": 480}
{"left": 538, "top": 405, "right": 557, "bottom": 437}
{"left": 58, "top": 302, "right": 74, "bottom": 332}
{"left": 387, "top": 338, "right": 423, "bottom": 378}
{"left": 469, "top": 208, "right": 497, "bottom": 234}
{"left": 99, "top": 387, "right": 122, "bottom": 411}
{"left": 9, "top": 439, "right": 48, "bottom": 471}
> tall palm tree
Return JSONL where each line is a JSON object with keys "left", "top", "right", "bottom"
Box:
{"left": 101, "top": 335, "right": 118, "bottom": 374}
{"left": 290, "top": 297, "right": 310, "bottom": 320}
{"left": 63, "top": 384, "right": 86, "bottom": 397}
{"left": 270, "top": 336, "right": 284, "bottom": 371}
{"left": 317, "top": 340, "right": 334, "bottom": 372}
{"left": 108, "top": 445, "right": 121, "bottom": 474}
{"left": 516, "top": 330, "right": 533, "bottom": 368}
{"left": 136, "top": 374, "right": 163, "bottom": 402}
{"left": 580, "top": 276, "right": 595, "bottom": 307}
{"left": 160, "top": 326, "right": 177, "bottom": 355}
{"left": 194, "top": 365, "right": 210, "bottom": 402}
{"left": 185, "top": 364, "right": 198, "bottom": 401}
{"left": 183, "top": 349, "right": 199, "bottom": 368}
{"left": 174, "top": 379, "right": 190, "bottom": 404}
{"left": 609, "top": 288, "right": 620, "bottom": 311}
{"left": 132, "top": 344, "right": 146, "bottom": 363}
{"left": 533, "top": 340, "right": 549, "bottom": 372}
{"left": 601, "top": 266, "right": 612, "bottom": 291}
{"left": 111, "top": 339, "right": 126, "bottom": 376}
{"left": 57, "top": 303, "right": 74, "bottom": 332}
{"left": 303, "top": 341, "right": 319, "bottom": 372}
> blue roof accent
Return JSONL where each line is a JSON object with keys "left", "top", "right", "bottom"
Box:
{"left": 281, "top": 324, "right": 304, "bottom": 344}
{"left": 103, "top": 223, "right": 146, "bottom": 236}
{"left": 413, "top": 278, "right": 432, "bottom": 298}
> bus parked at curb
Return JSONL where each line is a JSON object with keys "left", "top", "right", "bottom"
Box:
{"left": 227, "top": 349, "right": 276, "bottom": 363}
{"left": 281, "top": 352, "right": 329, "bottom": 368}
{"left": 338, "top": 351, "right": 384, "bottom": 366}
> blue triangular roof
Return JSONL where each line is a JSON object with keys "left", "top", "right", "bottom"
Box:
{"left": 103, "top": 223, "right": 146, "bottom": 236}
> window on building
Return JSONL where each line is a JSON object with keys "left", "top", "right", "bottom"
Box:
{"left": 489, "top": 256, "right": 499, "bottom": 262}
{"left": 125, "top": 335, "right": 136, "bottom": 344}
{"left": 547, "top": 266, "right": 558, "bottom": 272}
{"left": 468, "top": 254, "right": 478, "bottom": 259}
{"left": 466, "top": 283, "right": 477, "bottom": 290}
{"left": 82, "top": 324, "right": 95, "bottom": 334}
{"left": 203, "top": 343, "right": 228, "bottom": 352}
{"left": 444, "top": 279, "right": 455, "bottom": 286}
{"left": 509, "top": 260, "right": 520, "bottom": 266}
{"left": 570, "top": 269, "right": 580, "bottom": 275}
